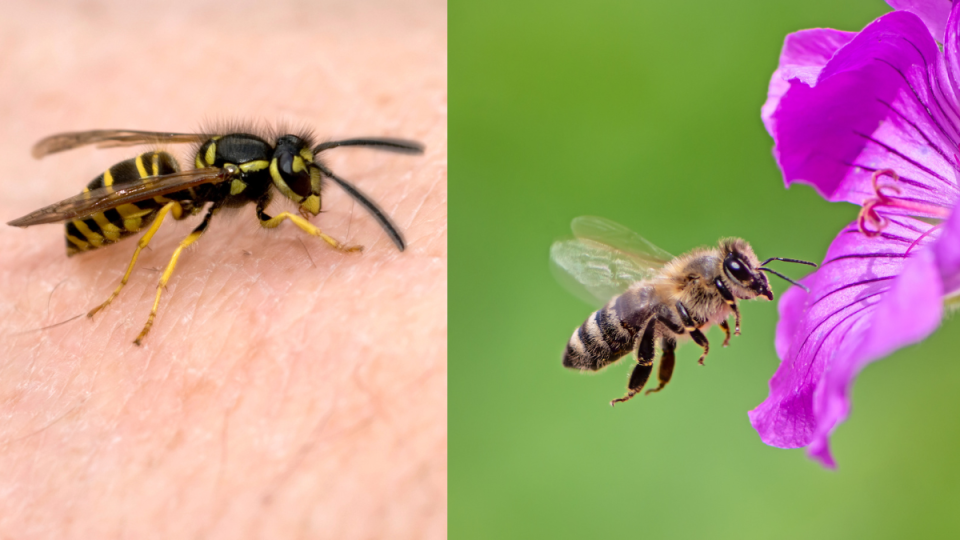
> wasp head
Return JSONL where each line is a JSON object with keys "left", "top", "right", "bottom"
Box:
{"left": 270, "top": 135, "right": 322, "bottom": 215}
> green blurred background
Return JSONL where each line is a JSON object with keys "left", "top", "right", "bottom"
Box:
{"left": 450, "top": 0, "right": 960, "bottom": 538}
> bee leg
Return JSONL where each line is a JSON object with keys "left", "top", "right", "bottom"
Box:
{"left": 645, "top": 337, "right": 677, "bottom": 395}
{"left": 611, "top": 320, "right": 655, "bottom": 406}
{"left": 714, "top": 277, "right": 741, "bottom": 335}
{"left": 256, "top": 195, "right": 362, "bottom": 253}
{"left": 719, "top": 320, "right": 732, "bottom": 348}
{"left": 690, "top": 330, "right": 710, "bottom": 365}
{"left": 134, "top": 203, "right": 218, "bottom": 346}
{"left": 676, "top": 301, "right": 710, "bottom": 365}
{"left": 88, "top": 201, "right": 183, "bottom": 318}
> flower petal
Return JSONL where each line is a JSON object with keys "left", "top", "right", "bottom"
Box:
{"left": 749, "top": 215, "right": 944, "bottom": 465}
{"left": 767, "top": 11, "right": 960, "bottom": 209}
{"left": 887, "top": 0, "right": 953, "bottom": 43}
{"left": 934, "top": 201, "right": 960, "bottom": 293}
{"left": 761, "top": 28, "right": 856, "bottom": 136}
{"left": 943, "top": 0, "right": 960, "bottom": 133}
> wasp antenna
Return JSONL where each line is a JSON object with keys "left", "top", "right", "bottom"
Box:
{"left": 760, "top": 256, "right": 817, "bottom": 268}
{"left": 315, "top": 162, "right": 405, "bottom": 251}
{"left": 313, "top": 138, "right": 424, "bottom": 155}
{"left": 759, "top": 267, "right": 810, "bottom": 293}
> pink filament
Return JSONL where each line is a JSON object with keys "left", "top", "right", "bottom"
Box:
{"left": 857, "top": 169, "right": 950, "bottom": 237}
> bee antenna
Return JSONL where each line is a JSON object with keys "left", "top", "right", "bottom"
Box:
{"left": 759, "top": 267, "right": 810, "bottom": 293}
{"left": 760, "top": 257, "right": 817, "bottom": 268}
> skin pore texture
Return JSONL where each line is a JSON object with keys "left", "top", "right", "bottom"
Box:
{"left": 0, "top": 1, "right": 446, "bottom": 538}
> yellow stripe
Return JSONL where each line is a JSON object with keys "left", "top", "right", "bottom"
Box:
{"left": 269, "top": 158, "right": 302, "bottom": 202}
{"left": 66, "top": 234, "right": 90, "bottom": 250}
{"left": 195, "top": 155, "right": 204, "bottom": 168}
{"left": 90, "top": 212, "right": 122, "bottom": 242}
{"left": 71, "top": 220, "right": 103, "bottom": 247}
{"left": 116, "top": 203, "right": 153, "bottom": 219}
{"left": 135, "top": 154, "right": 149, "bottom": 178}
{"left": 239, "top": 160, "right": 269, "bottom": 172}
{"left": 205, "top": 142, "right": 217, "bottom": 166}
{"left": 292, "top": 156, "right": 306, "bottom": 173}
{"left": 299, "top": 148, "right": 314, "bottom": 162}
{"left": 123, "top": 217, "right": 143, "bottom": 232}
{"left": 151, "top": 153, "right": 160, "bottom": 176}
{"left": 230, "top": 179, "right": 247, "bottom": 195}
{"left": 302, "top": 194, "right": 320, "bottom": 214}
{"left": 103, "top": 169, "right": 115, "bottom": 193}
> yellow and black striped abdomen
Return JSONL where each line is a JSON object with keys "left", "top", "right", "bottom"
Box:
{"left": 65, "top": 152, "right": 181, "bottom": 256}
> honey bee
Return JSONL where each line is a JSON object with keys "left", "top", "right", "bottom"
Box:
{"left": 551, "top": 216, "right": 815, "bottom": 406}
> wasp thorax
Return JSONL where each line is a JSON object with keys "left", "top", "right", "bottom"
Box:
{"left": 270, "top": 135, "right": 322, "bottom": 214}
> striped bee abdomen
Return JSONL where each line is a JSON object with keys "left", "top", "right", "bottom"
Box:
{"left": 562, "top": 300, "right": 638, "bottom": 371}
{"left": 65, "top": 152, "right": 181, "bottom": 256}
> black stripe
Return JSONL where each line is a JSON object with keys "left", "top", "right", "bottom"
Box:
{"left": 104, "top": 208, "right": 123, "bottom": 224}
{"left": 157, "top": 151, "right": 180, "bottom": 174}
{"left": 82, "top": 218, "right": 107, "bottom": 242}
{"left": 85, "top": 173, "right": 105, "bottom": 190}
{"left": 65, "top": 221, "right": 82, "bottom": 239}
{"left": 595, "top": 308, "right": 633, "bottom": 357}
{"left": 109, "top": 157, "right": 144, "bottom": 184}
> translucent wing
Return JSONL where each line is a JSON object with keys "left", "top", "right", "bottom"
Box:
{"left": 571, "top": 216, "right": 673, "bottom": 263}
{"left": 33, "top": 130, "right": 209, "bottom": 158}
{"left": 550, "top": 216, "right": 673, "bottom": 306}
{"left": 8, "top": 168, "right": 228, "bottom": 226}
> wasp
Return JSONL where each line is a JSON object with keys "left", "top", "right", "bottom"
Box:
{"left": 551, "top": 216, "right": 815, "bottom": 405}
{"left": 9, "top": 128, "right": 424, "bottom": 345}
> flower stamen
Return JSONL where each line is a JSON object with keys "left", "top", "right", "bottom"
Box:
{"left": 857, "top": 169, "right": 900, "bottom": 237}
{"left": 856, "top": 169, "right": 951, "bottom": 237}
{"left": 905, "top": 223, "right": 943, "bottom": 255}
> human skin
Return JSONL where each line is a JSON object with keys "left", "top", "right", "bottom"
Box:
{"left": 0, "top": 1, "right": 446, "bottom": 538}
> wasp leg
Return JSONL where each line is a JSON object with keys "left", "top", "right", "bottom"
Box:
{"left": 719, "top": 320, "right": 732, "bottom": 348}
{"left": 645, "top": 337, "right": 677, "bottom": 395}
{"left": 134, "top": 204, "right": 217, "bottom": 346}
{"left": 714, "top": 278, "right": 741, "bottom": 335}
{"left": 87, "top": 201, "right": 183, "bottom": 319}
{"left": 255, "top": 195, "right": 362, "bottom": 253}
{"left": 676, "top": 301, "right": 710, "bottom": 365}
{"left": 611, "top": 320, "right": 655, "bottom": 406}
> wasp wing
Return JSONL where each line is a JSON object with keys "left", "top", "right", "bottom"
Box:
{"left": 550, "top": 216, "right": 673, "bottom": 307}
{"left": 8, "top": 168, "right": 227, "bottom": 227}
{"left": 33, "top": 130, "right": 209, "bottom": 159}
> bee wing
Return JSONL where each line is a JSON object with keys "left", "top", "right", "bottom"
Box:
{"left": 570, "top": 216, "right": 673, "bottom": 264}
{"left": 33, "top": 130, "right": 209, "bottom": 158}
{"left": 8, "top": 168, "right": 227, "bottom": 227}
{"left": 550, "top": 216, "right": 673, "bottom": 306}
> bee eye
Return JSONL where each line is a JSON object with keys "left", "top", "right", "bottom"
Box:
{"left": 724, "top": 255, "right": 753, "bottom": 284}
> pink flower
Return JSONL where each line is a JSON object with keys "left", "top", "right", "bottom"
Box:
{"left": 749, "top": 0, "right": 960, "bottom": 467}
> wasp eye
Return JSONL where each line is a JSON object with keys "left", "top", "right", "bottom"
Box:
{"left": 274, "top": 147, "right": 313, "bottom": 197}
{"left": 724, "top": 255, "right": 753, "bottom": 284}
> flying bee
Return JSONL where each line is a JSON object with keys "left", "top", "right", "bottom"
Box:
{"left": 9, "top": 128, "right": 424, "bottom": 345}
{"left": 550, "top": 216, "right": 815, "bottom": 406}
